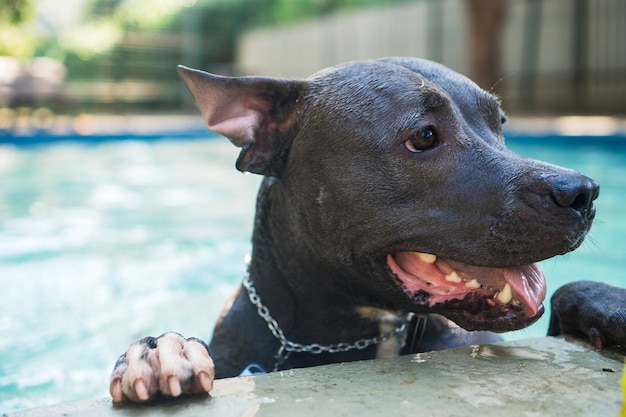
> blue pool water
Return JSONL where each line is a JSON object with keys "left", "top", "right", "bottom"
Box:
{"left": 0, "top": 134, "right": 625, "bottom": 413}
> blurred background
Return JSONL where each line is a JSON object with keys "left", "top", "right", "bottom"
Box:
{"left": 0, "top": 0, "right": 625, "bottom": 414}
{"left": 0, "top": 0, "right": 624, "bottom": 122}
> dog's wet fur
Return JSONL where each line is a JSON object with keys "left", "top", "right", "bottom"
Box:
{"left": 110, "top": 58, "right": 625, "bottom": 403}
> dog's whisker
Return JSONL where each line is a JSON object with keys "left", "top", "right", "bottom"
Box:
{"left": 580, "top": 233, "right": 601, "bottom": 252}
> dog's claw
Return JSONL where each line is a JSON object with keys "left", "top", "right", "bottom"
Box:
{"left": 167, "top": 376, "right": 182, "bottom": 397}
{"left": 134, "top": 379, "right": 150, "bottom": 401}
{"left": 197, "top": 371, "right": 213, "bottom": 392}
{"left": 589, "top": 327, "right": 606, "bottom": 351}
{"left": 110, "top": 378, "right": 124, "bottom": 403}
{"left": 110, "top": 332, "right": 215, "bottom": 403}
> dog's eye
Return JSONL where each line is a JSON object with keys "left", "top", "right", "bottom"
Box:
{"left": 405, "top": 127, "right": 438, "bottom": 153}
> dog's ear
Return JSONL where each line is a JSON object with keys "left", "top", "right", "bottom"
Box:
{"left": 177, "top": 65, "right": 307, "bottom": 176}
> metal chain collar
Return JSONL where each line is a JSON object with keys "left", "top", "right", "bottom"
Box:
{"left": 242, "top": 271, "right": 407, "bottom": 371}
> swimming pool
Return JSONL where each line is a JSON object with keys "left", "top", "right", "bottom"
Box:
{"left": 0, "top": 133, "right": 624, "bottom": 413}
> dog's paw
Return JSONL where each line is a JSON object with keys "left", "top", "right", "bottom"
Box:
{"left": 109, "top": 332, "right": 215, "bottom": 403}
{"left": 549, "top": 281, "right": 626, "bottom": 351}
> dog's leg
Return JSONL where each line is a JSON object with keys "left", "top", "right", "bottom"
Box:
{"left": 549, "top": 281, "right": 626, "bottom": 351}
{"left": 109, "top": 333, "right": 214, "bottom": 403}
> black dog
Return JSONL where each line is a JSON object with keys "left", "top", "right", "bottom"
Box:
{"left": 110, "top": 57, "right": 625, "bottom": 403}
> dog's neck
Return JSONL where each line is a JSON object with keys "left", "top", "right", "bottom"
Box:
{"left": 210, "top": 177, "right": 418, "bottom": 377}
{"left": 242, "top": 268, "right": 407, "bottom": 371}
{"left": 244, "top": 177, "right": 401, "bottom": 362}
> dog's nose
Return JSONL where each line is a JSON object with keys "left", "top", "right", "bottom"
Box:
{"left": 551, "top": 175, "right": 599, "bottom": 215}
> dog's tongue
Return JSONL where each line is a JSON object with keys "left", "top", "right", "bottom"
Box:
{"left": 501, "top": 264, "right": 546, "bottom": 317}
{"left": 389, "top": 253, "right": 547, "bottom": 317}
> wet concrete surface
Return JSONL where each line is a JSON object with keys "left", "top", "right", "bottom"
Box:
{"left": 5, "top": 336, "right": 624, "bottom": 417}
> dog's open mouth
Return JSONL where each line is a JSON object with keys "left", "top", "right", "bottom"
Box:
{"left": 387, "top": 252, "right": 547, "bottom": 331}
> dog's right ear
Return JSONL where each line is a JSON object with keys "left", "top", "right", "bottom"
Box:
{"left": 177, "top": 65, "right": 307, "bottom": 176}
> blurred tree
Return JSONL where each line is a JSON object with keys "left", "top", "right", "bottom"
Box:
{"left": 0, "top": 0, "right": 36, "bottom": 57}
{"left": 55, "top": 0, "right": 405, "bottom": 71}
{"left": 0, "top": 0, "right": 35, "bottom": 24}
{"left": 2, "top": 0, "right": 408, "bottom": 111}
{"left": 254, "top": 0, "right": 400, "bottom": 26}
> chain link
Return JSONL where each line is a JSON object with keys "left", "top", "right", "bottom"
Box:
{"left": 243, "top": 271, "right": 407, "bottom": 371}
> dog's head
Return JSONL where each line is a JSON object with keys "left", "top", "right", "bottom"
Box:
{"left": 178, "top": 58, "right": 598, "bottom": 332}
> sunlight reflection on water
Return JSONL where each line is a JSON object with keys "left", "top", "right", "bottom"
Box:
{"left": 0, "top": 135, "right": 624, "bottom": 413}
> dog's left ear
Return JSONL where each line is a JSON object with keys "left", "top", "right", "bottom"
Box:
{"left": 177, "top": 65, "right": 307, "bottom": 176}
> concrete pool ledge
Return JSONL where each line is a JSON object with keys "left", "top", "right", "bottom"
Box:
{"left": 5, "top": 336, "right": 624, "bottom": 417}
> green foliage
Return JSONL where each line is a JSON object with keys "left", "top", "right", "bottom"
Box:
{"left": 55, "top": 0, "right": 191, "bottom": 60}
{"left": 19, "top": 0, "right": 402, "bottom": 62}
{"left": 253, "top": 0, "right": 409, "bottom": 26}
{"left": 2, "top": 0, "right": 403, "bottom": 109}
{"left": 0, "top": 0, "right": 36, "bottom": 57}
{"left": 0, "top": 0, "right": 35, "bottom": 24}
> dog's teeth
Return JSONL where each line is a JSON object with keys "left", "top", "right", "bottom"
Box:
{"left": 465, "top": 279, "right": 481, "bottom": 289}
{"left": 445, "top": 272, "right": 462, "bottom": 283}
{"left": 416, "top": 253, "right": 437, "bottom": 264}
{"left": 496, "top": 283, "right": 513, "bottom": 304}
